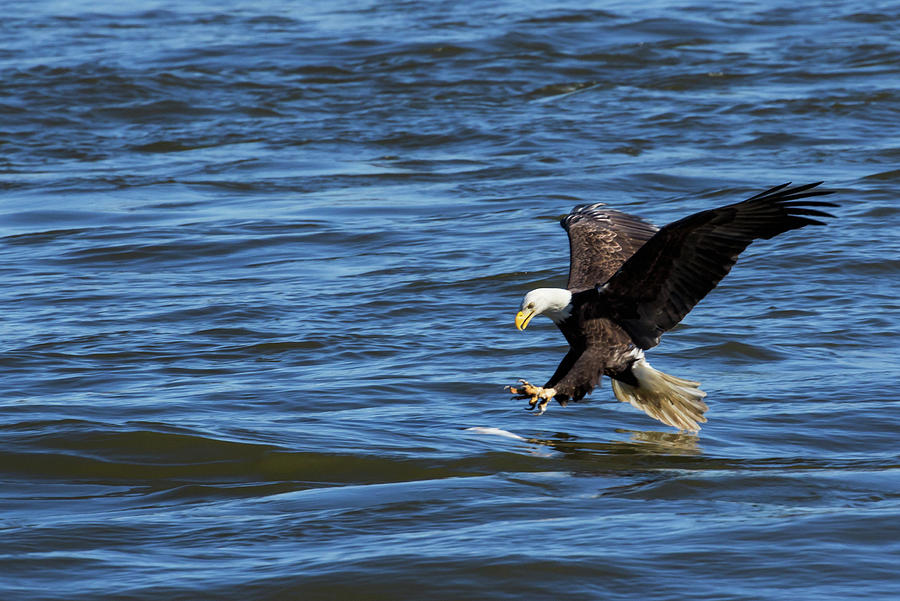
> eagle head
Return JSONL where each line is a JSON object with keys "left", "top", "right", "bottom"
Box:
{"left": 515, "top": 288, "right": 573, "bottom": 330}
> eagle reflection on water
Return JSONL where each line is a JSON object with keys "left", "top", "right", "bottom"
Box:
{"left": 521, "top": 429, "right": 702, "bottom": 459}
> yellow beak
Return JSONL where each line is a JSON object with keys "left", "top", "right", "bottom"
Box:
{"left": 515, "top": 310, "right": 536, "bottom": 331}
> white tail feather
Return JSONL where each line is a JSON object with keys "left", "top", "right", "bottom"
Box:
{"left": 610, "top": 358, "right": 709, "bottom": 432}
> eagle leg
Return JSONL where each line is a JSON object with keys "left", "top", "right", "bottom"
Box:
{"left": 505, "top": 379, "right": 557, "bottom": 415}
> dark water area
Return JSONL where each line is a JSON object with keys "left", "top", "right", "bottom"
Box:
{"left": 2, "top": 0, "right": 899, "bottom": 599}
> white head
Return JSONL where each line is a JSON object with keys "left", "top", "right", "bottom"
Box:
{"left": 515, "top": 288, "right": 573, "bottom": 330}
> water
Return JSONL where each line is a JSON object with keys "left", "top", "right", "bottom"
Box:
{"left": 2, "top": 1, "right": 899, "bottom": 599}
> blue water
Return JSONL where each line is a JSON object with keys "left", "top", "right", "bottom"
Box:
{"left": 2, "top": 1, "right": 899, "bottom": 599}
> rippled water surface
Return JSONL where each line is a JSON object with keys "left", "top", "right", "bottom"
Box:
{"left": 2, "top": 1, "right": 899, "bottom": 599}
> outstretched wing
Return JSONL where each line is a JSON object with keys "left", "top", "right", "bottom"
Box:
{"left": 561, "top": 203, "right": 659, "bottom": 290}
{"left": 600, "top": 182, "right": 837, "bottom": 349}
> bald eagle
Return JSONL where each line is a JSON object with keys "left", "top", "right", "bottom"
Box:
{"left": 507, "top": 182, "right": 836, "bottom": 432}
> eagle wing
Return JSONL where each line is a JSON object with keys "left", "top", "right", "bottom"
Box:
{"left": 599, "top": 182, "right": 837, "bottom": 349}
{"left": 561, "top": 203, "right": 659, "bottom": 290}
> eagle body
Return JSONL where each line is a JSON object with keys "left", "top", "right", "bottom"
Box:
{"left": 508, "top": 182, "right": 837, "bottom": 431}
{"left": 547, "top": 291, "right": 639, "bottom": 397}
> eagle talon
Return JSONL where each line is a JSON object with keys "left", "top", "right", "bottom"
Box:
{"left": 508, "top": 379, "right": 541, "bottom": 397}
{"left": 508, "top": 380, "right": 556, "bottom": 414}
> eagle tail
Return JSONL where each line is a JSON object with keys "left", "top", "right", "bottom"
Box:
{"left": 611, "top": 358, "right": 708, "bottom": 432}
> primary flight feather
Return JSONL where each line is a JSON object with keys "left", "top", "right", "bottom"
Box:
{"left": 507, "top": 182, "right": 837, "bottom": 431}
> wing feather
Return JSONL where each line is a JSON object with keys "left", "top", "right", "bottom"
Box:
{"left": 561, "top": 203, "right": 659, "bottom": 290}
{"left": 599, "top": 182, "right": 837, "bottom": 349}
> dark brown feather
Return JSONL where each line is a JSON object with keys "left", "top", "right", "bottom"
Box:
{"left": 561, "top": 204, "right": 659, "bottom": 291}
{"left": 598, "top": 182, "right": 837, "bottom": 349}
{"left": 546, "top": 289, "right": 640, "bottom": 401}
